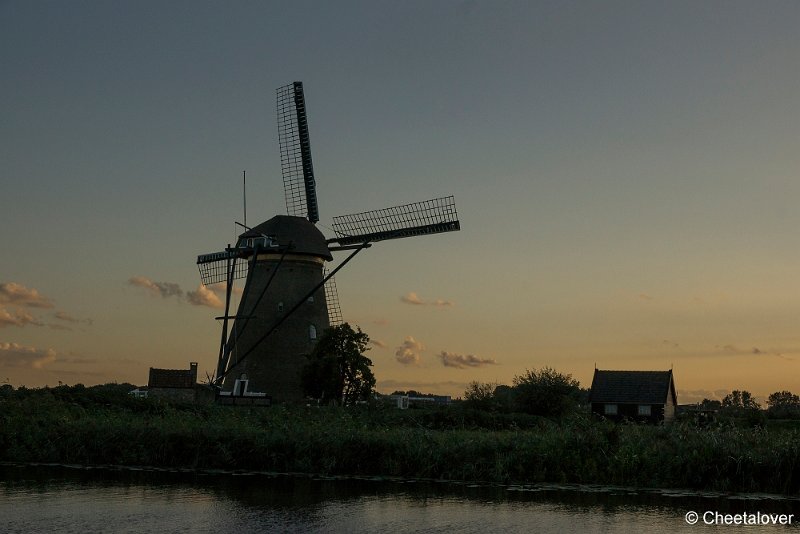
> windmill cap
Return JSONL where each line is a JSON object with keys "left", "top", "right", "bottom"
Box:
{"left": 238, "top": 215, "right": 332, "bottom": 261}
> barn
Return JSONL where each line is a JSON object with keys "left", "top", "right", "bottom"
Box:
{"left": 589, "top": 369, "right": 678, "bottom": 423}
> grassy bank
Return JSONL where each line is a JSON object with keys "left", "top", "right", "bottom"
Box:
{"left": 2, "top": 385, "right": 799, "bottom": 494}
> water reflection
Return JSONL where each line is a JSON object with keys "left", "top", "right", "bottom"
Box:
{"left": 1, "top": 464, "right": 798, "bottom": 533}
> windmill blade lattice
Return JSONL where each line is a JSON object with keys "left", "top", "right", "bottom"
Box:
{"left": 330, "top": 196, "right": 460, "bottom": 246}
{"left": 197, "top": 251, "right": 249, "bottom": 286}
{"left": 323, "top": 267, "right": 343, "bottom": 327}
{"left": 277, "top": 82, "right": 319, "bottom": 223}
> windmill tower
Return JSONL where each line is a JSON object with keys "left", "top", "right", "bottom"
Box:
{"left": 197, "top": 82, "right": 460, "bottom": 402}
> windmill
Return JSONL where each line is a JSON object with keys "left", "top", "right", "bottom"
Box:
{"left": 197, "top": 82, "right": 460, "bottom": 402}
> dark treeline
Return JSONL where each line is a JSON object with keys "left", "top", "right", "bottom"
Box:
{"left": 2, "top": 382, "right": 800, "bottom": 495}
{"left": 461, "top": 369, "right": 800, "bottom": 428}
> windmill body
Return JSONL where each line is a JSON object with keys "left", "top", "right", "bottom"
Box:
{"left": 197, "top": 82, "right": 460, "bottom": 403}
{"left": 222, "top": 215, "right": 331, "bottom": 401}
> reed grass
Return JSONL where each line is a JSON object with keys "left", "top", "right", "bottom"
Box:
{"left": 2, "top": 385, "right": 798, "bottom": 494}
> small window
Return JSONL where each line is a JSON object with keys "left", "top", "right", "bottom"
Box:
{"left": 309, "top": 324, "right": 317, "bottom": 340}
{"left": 638, "top": 405, "right": 651, "bottom": 416}
{"left": 278, "top": 302, "right": 284, "bottom": 312}
{"left": 604, "top": 404, "right": 618, "bottom": 415}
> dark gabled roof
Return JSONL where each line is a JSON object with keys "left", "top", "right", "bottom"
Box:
{"left": 240, "top": 215, "right": 332, "bottom": 261}
{"left": 148, "top": 368, "right": 195, "bottom": 389}
{"left": 589, "top": 370, "right": 677, "bottom": 405}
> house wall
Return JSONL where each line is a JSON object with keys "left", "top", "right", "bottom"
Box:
{"left": 664, "top": 394, "right": 676, "bottom": 422}
{"left": 591, "top": 403, "right": 666, "bottom": 424}
{"left": 149, "top": 387, "right": 195, "bottom": 403}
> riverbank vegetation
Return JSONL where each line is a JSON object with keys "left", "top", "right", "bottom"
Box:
{"left": 2, "top": 383, "right": 800, "bottom": 495}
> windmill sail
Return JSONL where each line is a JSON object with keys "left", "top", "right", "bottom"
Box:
{"left": 197, "top": 250, "right": 248, "bottom": 286}
{"left": 323, "top": 267, "right": 344, "bottom": 326}
{"left": 277, "top": 82, "right": 319, "bottom": 223}
{"left": 329, "top": 196, "right": 460, "bottom": 246}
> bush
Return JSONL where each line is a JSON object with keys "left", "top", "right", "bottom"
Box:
{"left": 462, "top": 381, "right": 499, "bottom": 411}
{"left": 512, "top": 367, "right": 581, "bottom": 417}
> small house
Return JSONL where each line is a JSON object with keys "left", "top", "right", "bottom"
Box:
{"left": 589, "top": 369, "right": 677, "bottom": 423}
{"left": 148, "top": 362, "right": 198, "bottom": 402}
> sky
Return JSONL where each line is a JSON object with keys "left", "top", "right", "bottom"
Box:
{"left": 2, "top": 1, "right": 800, "bottom": 404}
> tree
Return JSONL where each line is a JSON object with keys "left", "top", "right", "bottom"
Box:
{"left": 699, "top": 398, "right": 722, "bottom": 411}
{"left": 512, "top": 367, "right": 581, "bottom": 417}
{"left": 493, "top": 384, "right": 516, "bottom": 413}
{"left": 767, "top": 390, "right": 800, "bottom": 408}
{"left": 463, "top": 381, "right": 499, "bottom": 411}
{"left": 722, "top": 390, "right": 760, "bottom": 410}
{"left": 301, "top": 323, "right": 376, "bottom": 405}
{"left": 720, "top": 390, "right": 765, "bottom": 426}
{"left": 766, "top": 390, "right": 800, "bottom": 419}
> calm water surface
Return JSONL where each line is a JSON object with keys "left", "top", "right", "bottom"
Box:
{"left": 2, "top": 464, "right": 799, "bottom": 533}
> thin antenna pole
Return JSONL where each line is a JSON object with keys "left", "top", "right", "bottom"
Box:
{"left": 243, "top": 170, "right": 247, "bottom": 228}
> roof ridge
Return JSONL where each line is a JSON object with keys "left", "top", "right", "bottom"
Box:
{"left": 595, "top": 369, "right": 671, "bottom": 373}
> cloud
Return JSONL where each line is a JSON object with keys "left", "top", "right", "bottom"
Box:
{"left": 208, "top": 285, "right": 243, "bottom": 297}
{"left": 46, "top": 369, "right": 107, "bottom": 378}
{"left": 54, "top": 311, "right": 77, "bottom": 322}
{"left": 395, "top": 336, "right": 424, "bottom": 365}
{"left": 677, "top": 389, "right": 728, "bottom": 404}
{"left": 401, "top": 292, "right": 426, "bottom": 305}
{"left": 720, "top": 344, "right": 767, "bottom": 356}
{"left": 400, "top": 292, "right": 454, "bottom": 308}
{"left": 0, "top": 309, "right": 20, "bottom": 328}
{"left": 0, "top": 303, "right": 90, "bottom": 331}
{"left": 0, "top": 282, "right": 54, "bottom": 309}
{"left": 715, "top": 344, "right": 792, "bottom": 361}
{"left": 129, "top": 276, "right": 236, "bottom": 310}
{"left": 377, "top": 379, "right": 468, "bottom": 395}
{"left": 128, "top": 276, "right": 184, "bottom": 299}
{"left": 16, "top": 310, "right": 44, "bottom": 327}
{"left": 0, "top": 307, "right": 44, "bottom": 328}
{"left": 0, "top": 342, "right": 57, "bottom": 369}
{"left": 58, "top": 357, "right": 98, "bottom": 364}
{"left": 370, "top": 339, "right": 388, "bottom": 349}
{"left": 186, "top": 285, "right": 224, "bottom": 309}
{"left": 438, "top": 351, "right": 497, "bottom": 369}
{"left": 54, "top": 311, "right": 93, "bottom": 326}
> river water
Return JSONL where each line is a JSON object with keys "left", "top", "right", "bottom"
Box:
{"left": 1, "top": 464, "right": 798, "bottom": 533}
